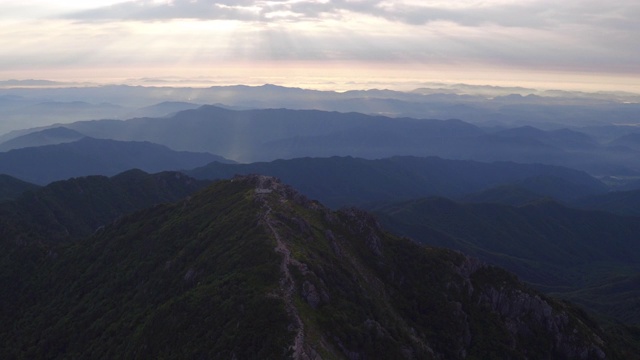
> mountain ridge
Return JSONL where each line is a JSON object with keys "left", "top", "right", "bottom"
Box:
{"left": 0, "top": 174, "right": 39, "bottom": 201}
{"left": 0, "top": 126, "right": 85, "bottom": 152}
{"left": 2, "top": 103, "right": 640, "bottom": 175}
{"left": 0, "top": 137, "right": 230, "bottom": 184}
{"left": 187, "top": 156, "right": 607, "bottom": 208}
{"left": 1, "top": 175, "right": 633, "bottom": 358}
{"left": 0, "top": 169, "right": 211, "bottom": 243}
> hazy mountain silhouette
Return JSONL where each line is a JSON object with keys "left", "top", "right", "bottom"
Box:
{"left": 2, "top": 83, "right": 639, "bottom": 131}
{"left": 50, "top": 106, "right": 486, "bottom": 162}
{"left": 2, "top": 103, "right": 640, "bottom": 175}
{"left": 123, "top": 101, "right": 201, "bottom": 118}
{"left": 572, "top": 189, "right": 640, "bottom": 216}
{"left": 0, "top": 126, "right": 85, "bottom": 152}
{"left": 608, "top": 133, "right": 640, "bottom": 151}
{"left": 458, "top": 174, "right": 640, "bottom": 206}
{"left": 491, "top": 126, "right": 599, "bottom": 150}
{"left": 2, "top": 105, "right": 633, "bottom": 175}
{"left": 460, "top": 185, "right": 548, "bottom": 206}
{"left": 0, "top": 137, "right": 230, "bottom": 184}
{"left": 187, "top": 156, "right": 607, "bottom": 208}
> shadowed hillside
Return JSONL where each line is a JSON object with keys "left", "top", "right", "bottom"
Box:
{"left": 0, "top": 174, "right": 39, "bottom": 201}
{"left": 371, "top": 197, "right": 640, "bottom": 324}
{"left": 1, "top": 176, "right": 635, "bottom": 358}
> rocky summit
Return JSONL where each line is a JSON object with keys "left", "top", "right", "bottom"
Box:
{"left": 0, "top": 175, "right": 634, "bottom": 359}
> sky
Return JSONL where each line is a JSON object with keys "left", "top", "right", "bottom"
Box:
{"left": 1, "top": 0, "right": 639, "bottom": 92}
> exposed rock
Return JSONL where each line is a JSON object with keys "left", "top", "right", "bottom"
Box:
{"left": 339, "top": 207, "right": 384, "bottom": 256}
{"left": 302, "top": 281, "right": 321, "bottom": 309}
{"left": 324, "top": 229, "right": 342, "bottom": 256}
{"left": 477, "top": 284, "right": 605, "bottom": 359}
{"left": 183, "top": 267, "right": 197, "bottom": 283}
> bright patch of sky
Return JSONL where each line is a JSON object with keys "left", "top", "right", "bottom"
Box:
{"left": 1, "top": 0, "right": 639, "bottom": 92}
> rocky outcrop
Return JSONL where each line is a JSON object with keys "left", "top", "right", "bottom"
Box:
{"left": 338, "top": 207, "right": 384, "bottom": 256}
{"left": 477, "top": 284, "right": 606, "bottom": 359}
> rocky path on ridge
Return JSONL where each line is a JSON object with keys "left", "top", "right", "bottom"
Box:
{"left": 255, "top": 175, "right": 311, "bottom": 360}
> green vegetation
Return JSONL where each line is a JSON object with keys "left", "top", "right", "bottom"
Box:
{"left": 1, "top": 179, "right": 291, "bottom": 359}
{"left": 372, "top": 196, "right": 640, "bottom": 325}
{"left": 0, "top": 175, "right": 637, "bottom": 358}
{"left": 0, "top": 169, "right": 210, "bottom": 243}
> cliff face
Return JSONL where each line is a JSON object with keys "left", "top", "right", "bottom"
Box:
{"left": 0, "top": 175, "right": 625, "bottom": 359}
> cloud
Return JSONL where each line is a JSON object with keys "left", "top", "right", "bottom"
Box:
{"left": 63, "top": 0, "right": 529, "bottom": 24}
{"left": 2, "top": 0, "right": 638, "bottom": 86}
{"left": 65, "top": 0, "right": 261, "bottom": 21}
{"left": 62, "top": 0, "right": 640, "bottom": 33}
{"left": 63, "top": 0, "right": 352, "bottom": 22}
{"left": 58, "top": 0, "right": 640, "bottom": 66}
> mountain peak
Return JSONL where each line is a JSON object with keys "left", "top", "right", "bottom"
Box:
{"left": 234, "top": 174, "right": 322, "bottom": 210}
{"left": 235, "top": 173, "right": 283, "bottom": 191}
{"left": 0, "top": 177, "right": 627, "bottom": 358}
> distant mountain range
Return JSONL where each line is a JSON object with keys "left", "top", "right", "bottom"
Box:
{"left": 0, "top": 93, "right": 203, "bottom": 135}
{"left": 608, "top": 133, "right": 640, "bottom": 151}
{"left": 1, "top": 175, "right": 636, "bottom": 358}
{"left": 3, "top": 105, "right": 639, "bottom": 176}
{"left": 122, "top": 101, "right": 201, "bottom": 119}
{"left": 458, "top": 183, "right": 640, "bottom": 216}
{"left": 0, "top": 137, "right": 231, "bottom": 185}
{"left": 460, "top": 184, "right": 550, "bottom": 206}
{"left": 3, "top": 150, "right": 639, "bottom": 217}
{"left": 186, "top": 156, "right": 608, "bottom": 208}
{"left": 2, "top": 83, "right": 639, "bottom": 131}
{"left": 0, "top": 126, "right": 85, "bottom": 152}
{"left": 572, "top": 189, "right": 640, "bottom": 216}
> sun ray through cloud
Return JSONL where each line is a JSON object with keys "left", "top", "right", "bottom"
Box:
{"left": 0, "top": 0, "right": 638, "bottom": 92}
